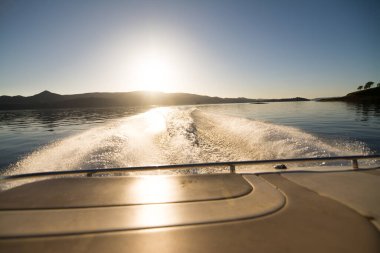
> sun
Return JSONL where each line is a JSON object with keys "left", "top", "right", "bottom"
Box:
{"left": 128, "top": 49, "right": 180, "bottom": 92}
{"left": 135, "top": 55, "right": 171, "bottom": 91}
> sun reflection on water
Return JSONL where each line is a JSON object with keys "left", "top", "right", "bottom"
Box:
{"left": 144, "top": 108, "right": 169, "bottom": 134}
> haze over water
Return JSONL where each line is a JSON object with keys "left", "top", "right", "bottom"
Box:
{"left": 1, "top": 102, "right": 379, "bottom": 176}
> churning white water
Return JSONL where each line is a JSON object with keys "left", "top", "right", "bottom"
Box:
{"left": 6, "top": 106, "right": 370, "bottom": 176}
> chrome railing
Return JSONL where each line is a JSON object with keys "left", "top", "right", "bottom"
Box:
{"left": 1, "top": 155, "right": 379, "bottom": 180}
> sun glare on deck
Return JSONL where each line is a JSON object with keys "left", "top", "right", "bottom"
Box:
{"left": 133, "top": 176, "right": 172, "bottom": 203}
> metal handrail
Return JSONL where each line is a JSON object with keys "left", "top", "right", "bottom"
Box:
{"left": 1, "top": 155, "right": 379, "bottom": 180}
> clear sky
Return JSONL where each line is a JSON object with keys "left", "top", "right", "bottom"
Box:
{"left": 0, "top": 0, "right": 379, "bottom": 98}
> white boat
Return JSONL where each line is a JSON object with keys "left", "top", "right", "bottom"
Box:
{"left": 0, "top": 155, "right": 379, "bottom": 252}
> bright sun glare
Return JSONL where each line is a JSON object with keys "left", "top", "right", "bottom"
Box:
{"left": 128, "top": 48, "right": 180, "bottom": 92}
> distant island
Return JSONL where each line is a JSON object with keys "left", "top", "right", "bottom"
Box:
{"left": 319, "top": 85, "right": 380, "bottom": 103}
{"left": 0, "top": 91, "right": 309, "bottom": 110}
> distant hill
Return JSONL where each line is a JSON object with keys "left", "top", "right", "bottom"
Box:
{"left": 319, "top": 87, "right": 380, "bottom": 103}
{"left": 0, "top": 91, "right": 310, "bottom": 110}
{"left": 254, "top": 97, "right": 309, "bottom": 103}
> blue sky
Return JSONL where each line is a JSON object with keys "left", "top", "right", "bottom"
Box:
{"left": 0, "top": 0, "right": 379, "bottom": 98}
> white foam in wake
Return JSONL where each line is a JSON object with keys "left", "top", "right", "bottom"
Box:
{"left": 6, "top": 107, "right": 370, "bottom": 176}
{"left": 191, "top": 109, "right": 369, "bottom": 162}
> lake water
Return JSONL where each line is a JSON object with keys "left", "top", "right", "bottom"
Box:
{"left": 1, "top": 101, "right": 379, "bottom": 176}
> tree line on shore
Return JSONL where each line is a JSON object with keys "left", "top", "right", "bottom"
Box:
{"left": 357, "top": 81, "right": 380, "bottom": 91}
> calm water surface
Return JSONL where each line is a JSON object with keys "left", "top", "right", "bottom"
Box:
{"left": 0, "top": 101, "right": 379, "bottom": 174}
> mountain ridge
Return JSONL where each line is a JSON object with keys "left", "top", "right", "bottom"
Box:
{"left": 0, "top": 91, "right": 310, "bottom": 110}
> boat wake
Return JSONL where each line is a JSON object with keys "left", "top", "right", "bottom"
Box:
{"left": 6, "top": 107, "right": 371, "bottom": 176}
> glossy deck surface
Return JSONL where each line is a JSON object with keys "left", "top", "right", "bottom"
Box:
{"left": 0, "top": 170, "right": 379, "bottom": 253}
{"left": 0, "top": 174, "right": 252, "bottom": 209}
{"left": 283, "top": 170, "right": 380, "bottom": 229}
{"left": 0, "top": 175, "right": 284, "bottom": 237}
